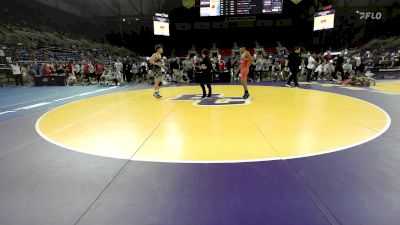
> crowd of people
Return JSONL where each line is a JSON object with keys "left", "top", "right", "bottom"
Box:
{"left": 4, "top": 45, "right": 400, "bottom": 88}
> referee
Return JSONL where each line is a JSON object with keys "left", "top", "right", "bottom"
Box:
{"left": 286, "top": 46, "right": 302, "bottom": 88}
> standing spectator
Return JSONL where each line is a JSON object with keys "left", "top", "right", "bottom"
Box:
{"left": 21, "top": 64, "right": 32, "bottom": 86}
{"left": 95, "top": 61, "right": 103, "bottom": 84}
{"left": 286, "top": 46, "right": 302, "bottom": 88}
{"left": 11, "top": 62, "right": 23, "bottom": 86}
{"left": 131, "top": 62, "right": 138, "bottom": 82}
{"left": 336, "top": 51, "right": 345, "bottom": 80}
{"left": 65, "top": 61, "right": 74, "bottom": 76}
{"left": 74, "top": 62, "right": 81, "bottom": 83}
{"left": 255, "top": 56, "right": 263, "bottom": 82}
{"left": 123, "top": 60, "right": 132, "bottom": 83}
{"left": 114, "top": 59, "right": 123, "bottom": 73}
{"left": 89, "top": 61, "right": 96, "bottom": 84}
{"left": 306, "top": 53, "right": 316, "bottom": 82}
{"left": 219, "top": 58, "right": 225, "bottom": 72}
{"left": 354, "top": 53, "right": 363, "bottom": 76}
{"left": 82, "top": 61, "right": 90, "bottom": 84}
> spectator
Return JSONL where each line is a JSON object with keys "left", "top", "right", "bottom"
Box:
{"left": 100, "top": 66, "right": 111, "bottom": 85}
{"left": 28, "top": 61, "right": 38, "bottom": 76}
{"left": 286, "top": 46, "right": 302, "bottom": 88}
{"left": 43, "top": 63, "right": 52, "bottom": 77}
{"left": 306, "top": 52, "right": 316, "bottom": 82}
{"left": 336, "top": 50, "right": 345, "bottom": 79}
{"left": 354, "top": 53, "right": 363, "bottom": 76}
{"left": 110, "top": 65, "right": 122, "bottom": 86}
{"left": 11, "top": 61, "right": 23, "bottom": 86}
{"left": 255, "top": 56, "right": 263, "bottom": 82}
{"left": 114, "top": 59, "right": 123, "bottom": 73}
{"left": 89, "top": 61, "right": 96, "bottom": 83}
{"left": 21, "top": 64, "right": 32, "bottom": 86}
{"left": 95, "top": 61, "right": 103, "bottom": 84}
{"left": 342, "top": 59, "right": 353, "bottom": 80}
{"left": 131, "top": 62, "right": 138, "bottom": 82}
{"left": 324, "top": 60, "right": 335, "bottom": 82}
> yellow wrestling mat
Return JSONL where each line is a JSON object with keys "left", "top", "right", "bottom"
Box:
{"left": 36, "top": 85, "right": 390, "bottom": 163}
{"left": 371, "top": 81, "right": 400, "bottom": 94}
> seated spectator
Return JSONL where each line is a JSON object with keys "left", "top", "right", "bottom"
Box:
{"left": 43, "top": 63, "right": 52, "bottom": 77}
{"left": 342, "top": 59, "right": 353, "bottom": 80}
{"left": 324, "top": 60, "right": 335, "bottom": 82}
{"left": 100, "top": 66, "right": 111, "bottom": 85}
{"left": 314, "top": 63, "right": 325, "bottom": 80}
{"left": 271, "top": 61, "right": 281, "bottom": 81}
{"left": 67, "top": 72, "right": 77, "bottom": 86}
{"left": 28, "top": 61, "right": 38, "bottom": 76}
{"left": 110, "top": 65, "right": 122, "bottom": 86}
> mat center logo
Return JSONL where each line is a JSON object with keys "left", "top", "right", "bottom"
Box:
{"left": 170, "top": 94, "right": 250, "bottom": 106}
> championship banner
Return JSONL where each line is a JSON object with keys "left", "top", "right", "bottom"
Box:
{"left": 183, "top": 0, "right": 195, "bottom": 9}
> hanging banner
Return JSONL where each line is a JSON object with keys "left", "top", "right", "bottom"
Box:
{"left": 183, "top": 0, "right": 195, "bottom": 9}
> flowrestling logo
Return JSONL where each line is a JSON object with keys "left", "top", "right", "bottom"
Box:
{"left": 357, "top": 11, "right": 382, "bottom": 20}
{"left": 170, "top": 94, "right": 250, "bottom": 106}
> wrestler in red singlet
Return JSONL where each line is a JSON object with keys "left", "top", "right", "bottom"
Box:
{"left": 240, "top": 47, "right": 252, "bottom": 99}
{"left": 241, "top": 53, "right": 250, "bottom": 81}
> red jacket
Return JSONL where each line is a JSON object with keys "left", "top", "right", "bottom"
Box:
{"left": 95, "top": 64, "right": 103, "bottom": 76}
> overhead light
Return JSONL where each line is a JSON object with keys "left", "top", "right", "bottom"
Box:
{"left": 122, "top": 18, "right": 126, "bottom": 22}
{"left": 136, "top": 18, "right": 139, "bottom": 21}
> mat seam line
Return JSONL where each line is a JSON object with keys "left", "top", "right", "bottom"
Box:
{"left": 73, "top": 102, "right": 177, "bottom": 225}
{"left": 284, "top": 162, "right": 343, "bottom": 225}
{"left": 307, "top": 102, "right": 384, "bottom": 133}
{"left": 245, "top": 110, "right": 340, "bottom": 225}
{"left": 0, "top": 86, "right": 129, "bottom": 124}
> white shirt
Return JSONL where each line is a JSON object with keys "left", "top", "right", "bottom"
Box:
{"left": 89, "top": 64, "right": 95, "bottom": 73}
{"left": 255, "top": 58, "right": 263, "bottom": 71}
{"left": 74, "top": 64, "right": 81, "bottom": 73}
{"left": 307, "top": 56, "right": 316, "bottom": 69}
{"left": 0, "top": 49, "right": 4, "bottom": 57}
{"left": 11, "top": 64, "right": 21, "bottom": 75}
{"left": 114, "top": 62, "right": 123, "bottom": 72}
{"left": 315, "top": 64, "right": 324, "bottom": 73}
{"left": 354, "top": 56, "right": 362, "bottom": 67}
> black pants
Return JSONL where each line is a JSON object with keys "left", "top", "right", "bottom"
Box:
{"left": 306, "top": 68, "right": 313, "bottom": 82}
{"left": 200, "top": 82, "right": 211, "bottom": 97}
{"left": 14, "top": 74, "right": 24, "bottom": 86}
{"left": 287, "top": 69, "right": 299, "bottom": 87}
{"left": 337, "top": 65, "right": 344, "bottom": 80}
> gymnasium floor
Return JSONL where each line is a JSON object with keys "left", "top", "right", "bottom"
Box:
{"left": 0, "top": 81, "right": 399, "bottom": 225}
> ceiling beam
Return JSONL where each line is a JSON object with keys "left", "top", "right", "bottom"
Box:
{"left": 127, "top": 0, "right": 144, "bottom": 15}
